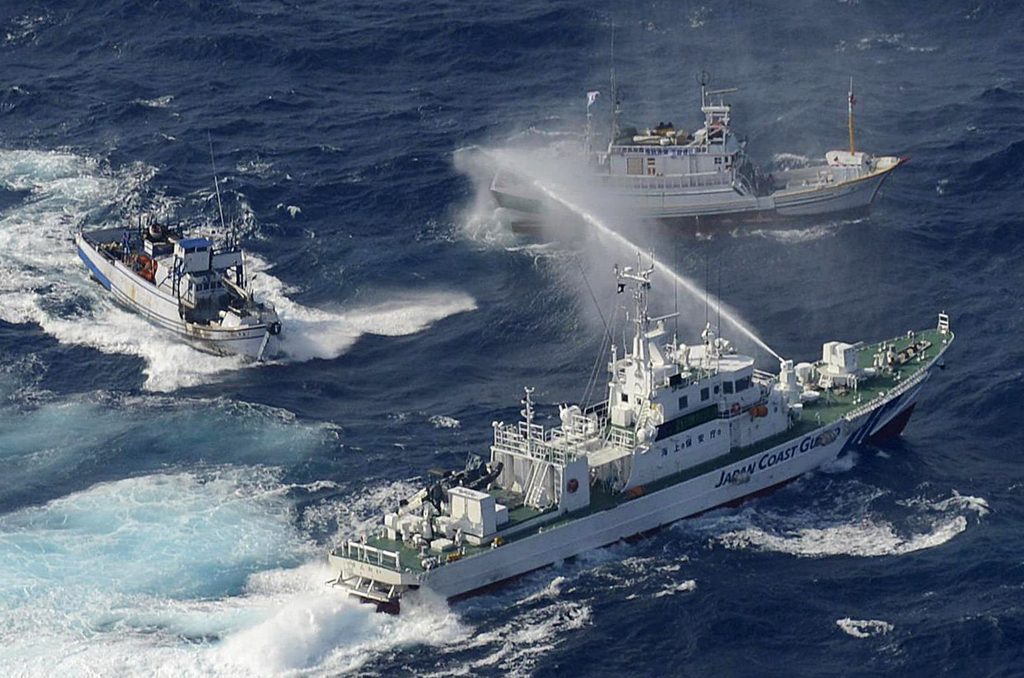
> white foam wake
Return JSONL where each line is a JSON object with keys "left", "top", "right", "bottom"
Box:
{"left": 0, "top": 147, "right": 475, "bottom": 391}
{"left": 0, "top": 469, "right": 470, "bottom": 677}
{"left": 248, "top": 257, "right": 476, "bottom": 363}
{"left": 710, "top": 487, "right": 987, "bottom": 558}
{"left": 718, "top": 516, "right": 968, "bottom": 557}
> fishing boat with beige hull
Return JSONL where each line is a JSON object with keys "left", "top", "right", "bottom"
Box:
{"left": 490, "top": 77, "right": 904, "bottom": 227}
{"left": 328, "top": 256, "right": 952, "bottom": 613}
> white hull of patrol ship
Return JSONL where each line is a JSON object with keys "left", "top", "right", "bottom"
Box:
{"left": 76, "top": 222, "right": 281, "bottom": 360}
{"left": 330, "top": 257, "right": 952, "bottom": 612}
{"left": 489, "top": 78, "right": 903, "bottom": 227}
{"left": 419, "top": 378, "right": 934, "bottom": 600}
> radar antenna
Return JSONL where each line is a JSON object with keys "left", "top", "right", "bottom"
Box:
{"left": 697, "top": 70, "right": 711, "bottom": 107}
{"left": 614, "top": 252, "right": 655, "bottom": 362}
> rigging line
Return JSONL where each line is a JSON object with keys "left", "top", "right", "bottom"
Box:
{"left": 207, "top": 132, "right": 230, "bottom": 246}
{"left": 577, "top": 258, "right": 614, "bottom": 406}
{"left": 582, "top": 305, "right": 617, "bottom": 408}
{"left": 576, "top": 258, "right": 609, "bottom": 334}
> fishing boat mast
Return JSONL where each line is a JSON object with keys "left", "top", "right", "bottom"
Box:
{"left": 848, "top": 77, "right": 856, "bottom": 154}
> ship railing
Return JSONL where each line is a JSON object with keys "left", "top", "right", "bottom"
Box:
{"left": 842, "top": 366, "right": 928, "bottom": 421}
{"left": 598, "top": 171, "right": 731, "bottom": 192}
{"left": 339, "top": 541, "right": 401, "bottom": 572}
{"left": 492, "top": 422, "right": 580, "bottom": 466}
{"left": 608, "top": 426, "right": 637, "bottom": 451}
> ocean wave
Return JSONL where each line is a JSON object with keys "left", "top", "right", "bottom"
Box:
{"left": 0, "top": 147, "right": 475, "bottom": 391}
{"left": 836, "top": 618, "right": 894, "bottom": 638}
{"left": 0, "top": 467, "right": 473, "bottom": 677}
{"left": 705, "top": 485, "right": 986, "bottom": 559}
{"left": 441, "top": 599, "right": 591, "bottom": 678}
{"left": 131, "top": 94, "right": 174, "bottom": 109}
{"left": 430, "top": 414, "right": 461, "bottom": 429}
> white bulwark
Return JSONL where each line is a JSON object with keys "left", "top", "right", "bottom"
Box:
{"left": 329, "top": 256, "right": 954, "bottom": 612}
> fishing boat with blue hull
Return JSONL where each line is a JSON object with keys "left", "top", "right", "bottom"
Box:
{"left": 329, "top": 256, "right": 953, "bottom": 612}
{"left": 76, "top": 219, "right": 282, "bottom": 360}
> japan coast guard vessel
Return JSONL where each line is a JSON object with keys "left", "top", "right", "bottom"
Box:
{"left": 329, "top": 258, "right": 953, "bottom": 612}
{"left": 76, "top": 219, "right": 282, "bottom": 359}
{"left": 490, "top": 78, "right": 905, "bottom": 225}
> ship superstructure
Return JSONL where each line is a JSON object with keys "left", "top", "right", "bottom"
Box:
{"left": 330, "top": 256, "right": 951, "bottom": 612}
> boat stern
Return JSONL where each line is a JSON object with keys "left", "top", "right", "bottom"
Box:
{"left": 872, "top": 154, "right": 906, "bottom": 173}
{"left": 489, "top": 169, "right": 543, "bottom": 215}
{"left": 328, "top": 540, "right": 419, "bottom": 612}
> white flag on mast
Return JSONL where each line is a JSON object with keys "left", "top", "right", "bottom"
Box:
{"left": 586, "top": 90, "right": 600, "bottom": 108}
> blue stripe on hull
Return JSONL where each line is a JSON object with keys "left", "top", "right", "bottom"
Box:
{"left": 77, "top": 245, "right": 111, "bottom": 290}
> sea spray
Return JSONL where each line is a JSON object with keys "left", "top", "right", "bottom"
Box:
{"left": 485, "top": 147, "right": 784, "bottom": 361}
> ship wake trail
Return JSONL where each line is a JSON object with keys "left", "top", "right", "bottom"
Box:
{"left": 487, "top": 148, "right": 784, "bottom": 361}
{"left": 0, "top": 148, "right": 240, "bottom": 392}
{"left": 0, "top": 466, "right": 468, "bottom": 677}
{"left": 248, "top": 260, "right": 477, "bottom": 363}
{"left": 691, "top": 482, "right": 988, "bottom": 558}
{"left": 0, "top": 147, "right": 475, "bottom": 390}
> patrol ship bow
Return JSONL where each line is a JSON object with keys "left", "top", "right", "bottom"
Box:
{"left": 330, "top": 258, "right": 952, "bottom": 612}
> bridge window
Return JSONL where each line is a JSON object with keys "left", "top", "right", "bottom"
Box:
{"left": 621, "top": 393, "right": 629, "bottom": 403}
{"left": 701, "top": 387, "right": 709, "bottom": 401}
{"left": 723, "top": 382, "right": 734, "bottom": 394}
{"left": 735, "top": 376, "right": 751, "bottom": 391}
{"left": 678, "top": 395, "right": 688, "bottom": 410}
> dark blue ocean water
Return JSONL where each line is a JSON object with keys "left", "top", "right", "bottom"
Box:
{"left": 0, "top": 1, "right": 1022, "bottom": 675}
